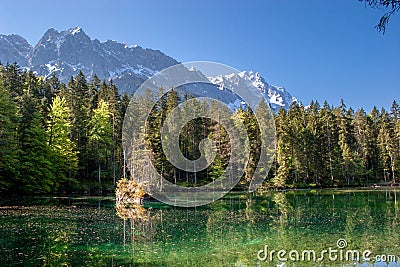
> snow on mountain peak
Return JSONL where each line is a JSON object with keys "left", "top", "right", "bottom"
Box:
{"left": 1, "top": 27, "right": 179, "bottom": 94}
{"left": 0, "top": 27, "right": 298, "bottom": 110}
{"left": 69, "top": 27, "right": 82, "bottom": 35}
{"left": 207, "top": 71, "right": 296, "bottom": 112}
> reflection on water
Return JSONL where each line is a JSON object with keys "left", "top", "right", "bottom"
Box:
{"left": 1, "top": 190, "right": 400, "bottom": 266}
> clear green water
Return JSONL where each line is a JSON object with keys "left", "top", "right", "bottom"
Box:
{"left": 1, "top": 189, "right": 400, "bottom": 266}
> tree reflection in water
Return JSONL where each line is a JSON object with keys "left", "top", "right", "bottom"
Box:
{"left": 115, "top": 179, "right": 155, "bottom": 244}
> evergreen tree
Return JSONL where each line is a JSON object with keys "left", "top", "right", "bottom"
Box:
{"left": 273, "top": 108, "right": 290, "bottom": 188}
{"left": 369, "top": 106, "right": 381, "bottom": 180}
{"left": 17, "top": 84, "right": 57, "bottom": 193}
{"left": 391, "top": 101, "right": 400, "bottom": 180}
{"left": 160, "top": 90, "right": 180, "bottom": 184}
{"left": 68, "top": 71, "right": 91, "bottom": 180}
{"left": 242, "top": 105, "right": 261, "bottom": 184}
{"left": 207, "top": 99, "right": 231, "bottom": 185}
{"left": 0, "top": 78, "right": 19, "bottom": 191}
{"left": 1, "top": 62, "right": 24, "bottom": 97}
{"left": 1, "top": 65, "right": 399, "bottom": 193}
{"left": 378, "top": 108, "right": 397, "bottom": 183}
{"left": 306, "top": 101, "right": 324, "bottom": 185}
{"left": 102, "top": 81, "right": 122, "bottom": 185}
{"left": 47, "top": 96, "right": 78, "bottom": 187}
{"left": 335, "top": 100, "right": 356, "bottom": 184}
{"left": 88, "top": 100, "right": 113, "bottom": 187}
{"left": 319, "top": 101, "right": 337, "bottom": 184}
{"left": 353, "top": 108, "right": 375, "bottom": 183}
{"left": 44, "top": 73, "right": 62, "bottom": 97}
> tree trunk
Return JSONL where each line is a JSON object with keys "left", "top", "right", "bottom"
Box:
{"left": 98, "top": 161, "right": 101, "bottom": 184}
{"left": 123, "top": 150, "right": 126, "bottom": 179}
{"left": 174, "top": 168, "right": 177, "bottom": 184}
{"left": 391, "top": 155, "right": 396, "bottom": 183}
{"left": 113, "top": 149, "right": 116, "bottom": 185}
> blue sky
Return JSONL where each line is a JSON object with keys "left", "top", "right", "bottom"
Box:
{"left": 0, "top": 0, "right": 399, "bottom": 111}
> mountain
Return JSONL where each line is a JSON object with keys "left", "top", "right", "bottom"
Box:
{"left": 208, "top": 71, "right": 297, "bottom": 111}
{"left": 0, "top": 34, "right": 32, "bottom": 67}
{"left": 0, "top": 27, "right": 178, "bottom": 93}
{"left": 0, "top": 27, "right": 296, "bottom": 111}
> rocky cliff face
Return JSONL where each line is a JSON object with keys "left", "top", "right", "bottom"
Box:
{"left": 0, "top": 27, "right": 178, "bottom": 93}
{"left": 0, "top": 27, "right": 296, "bottom": 111}
{"left": 0, "top": 34, "right": 32, "bottom": 67}
{"left": 208, "top": 71, "right": 296, "bottom": 111}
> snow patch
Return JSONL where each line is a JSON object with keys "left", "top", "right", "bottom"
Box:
{"left": 70, "top": 27, "right": 82, "bottom": 35}
{"left": 207, "top": 71, "right": 296, "bottom": 112}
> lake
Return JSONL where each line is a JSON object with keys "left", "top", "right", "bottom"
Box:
{"left": 1, "top": 189, "right": 400, "bottom": 266}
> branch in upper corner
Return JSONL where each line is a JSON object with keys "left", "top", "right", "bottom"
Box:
{"left": 359, "top": 0, "right": 400, "bottom": 33}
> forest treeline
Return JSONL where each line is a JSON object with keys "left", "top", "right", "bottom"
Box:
{"left": 0, "top": 63, "right": 399, "bottom": 194}
{"left": 0, "top": 63, "right": 129, "bottom": 194}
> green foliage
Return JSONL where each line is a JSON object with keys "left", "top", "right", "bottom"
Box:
{"left": 0, "top": 65, "right": 122, "bottom": 194}
{"left": 18, "top": 112, "right": 57, "bottom": 193}
{"left": 0, "top": 79, "right": 19, "bottom": 190}
{"left": 0, "top": 63, "right": 399, "bottom": 194}
{"left": 47, "top": 96, "right": 78, "bottom": 185}
{"left": 89, "top": 100, "right": 112, "bottom": 145}
{"left": 89, "top": 100, "right": 113, "bottom": 185}
{"left": 268, "top": 99, "right": 399, "bottom": 188}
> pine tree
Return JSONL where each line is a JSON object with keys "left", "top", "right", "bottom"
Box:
{"left": 1, "top": 62, "right": 24, "bottom": 97}
{"left": 320, "top": 101, "right": 337, "bottom": 184}
{"left": 102, "top": 81, "right": 122, "bottom": 185}
{"left": 273, "top": 108, "right": 290, "bottom": 188}
{"left": 18, "top": 112, "right": 57, "bottom": 193}
{"left": 378, "top": 108, "right": 397, "bottom": 183}
{"left": 88, "top": 75, "right": 100, "bottom": 113}
{"left": 353, "top": 108, "right": 375, "bottom": 184}
{"left": 306, "top": 101, "right": 324, "bottom": 185}
{"left": 17, "top": 84, "right": 57, "bottom": 193}
{"left": 44, "top": 73, "right": 61, "bottom": 97}
{"left": 120, "top": 92, "right": 131, "bottom": 180}
{"left": 160, "top": 90, "right": 180, "bottom": 184}
{"left": 287, "top": 102, "right": 307, "bottom": 184}
{"left": 0, "top": 77, "right": 19, "bottom": 191}
{"left": 47, "top": 96, "right": 78, "bottom": 186}
{"left": 390, "top": 101, "right": 400, "bottom": 181}
{"left": 369, "top": 106, "right": 381, "bottom": 180}
{"left": 335, "top": 100, "right": 354, "bottom": 185}
{"left": 68, "top": 71, "right": 91, "bottom": 180}
{"left": 88, "top": 100, "right": 113, "bottom": 187}
{"left": 2, "top": 64, "right": 400, "bottom": 192}
{"left": 242, "top": 105, "right": 261, "bottom": 184}
{"left": 207, "top": 99, "right": 231, "bottom": 186}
